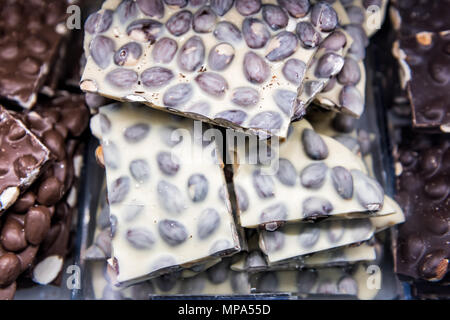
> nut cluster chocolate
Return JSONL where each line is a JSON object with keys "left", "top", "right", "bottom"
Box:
{"left": 0, "top": 0, "right": 70, "bottom": 108}
{"left": 0, "top": 94, "right": 89, "bottom": 299}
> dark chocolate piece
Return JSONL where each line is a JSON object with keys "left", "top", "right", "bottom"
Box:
{"left": 398, "top": 32, "right": 450, "bottom": 131}
{"left": 391, "top": 0, "right": 450, "bottom": 38}
{"left": 0, "top": 0, "right": 69, "bottom": 108}
{"left": 0, "top": 106, "right": 51, "bottom": 214}
{"left": 395, "top": 131, "right": 449, "bottom": 282}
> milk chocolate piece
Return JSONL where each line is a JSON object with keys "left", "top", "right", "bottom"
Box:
{"left": 0, "top": 0, "right": 69, "bottom": 108}
{"left": 91, "top": 103, "right": 241, "bottom": 285}
{"left": 395, "top": 132, "right": 449, "bottom": 282}
{"left": 81, "top": 0, "right": 343, "bottom": 139}
{"left": 259, "top": 218, "right": 375, "bottom": 263}
{"left": 390, "top": 0, "right": 450, "bottom": 38}
{"left": 394, "top": 32, "right": 450, "bottom": 132}
{"left": 0, "top": 106, "right": 51, "bottom": 214}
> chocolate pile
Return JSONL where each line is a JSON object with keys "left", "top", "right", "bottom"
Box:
{"left": 389, "top": 0, "right": 450, "bottom": 299}
{"left": 0, "top": 1, "right": 90, "bottom": 300}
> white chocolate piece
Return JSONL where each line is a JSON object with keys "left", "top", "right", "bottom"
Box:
{"left": 82, "top": 0, "right": 337, "bottom": 139}
{"left": 294, "top": 31, "right": 352, "bottom": 120}
{"left": 251, "top": 263, "right": 382, "bottom": 299}
{"left": 230, "top": 119, "right": 395, "bottom": 229}
{"left": 308, "top": 110, "right": 373, "bottom": 175}
{"left": 392, "top": 40, "right": 412, "bottom": 89}
{"left": 85, "top": 177, "right": 229, "bottom": 281}
{"left": 340, "top": 0, "right": 388, "bottom": 37}
{"left": 149, "top": 269, "right": 251, "bottom": 296}
{"left": 231, "top": 242, "right": 376, "bottom": 271}
{"left": 91, "top": 103, "right": 241, "bottom": 285}
{"left": 91, "top": 259, "right": 251, "bottom": 299}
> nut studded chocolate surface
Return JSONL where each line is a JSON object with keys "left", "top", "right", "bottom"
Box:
{"left": 91, "top": 258, "right": 251, "bottom": 299}
{"left": 229, "top": 119, "right": 396, "bottom": 228}
{"left": 0, "top": 106, "right": 51, "bottom": 214}
{"left": 259, "top": 218, "right": 375, "bottom": 262}
{"left": 395, "top": 32, "right": 450, "bottom": 132}
{"left": 340, "top": 0, "right": 388, "bottom": 38}
{"left": 395, "top": 132, "right": 449, "bottom": 282}
{"left": 315, "top": 55, "right": 366, "bottom": 117}
{"left": 250, "top": 263, "right": 381, "bottom": 299}
{"left": 91, "top": 102, "right": 241, "bottom": 284}
{"left": 292, "top": 29, "right": 351, "bottom": 120}
{"left": 390, "top": 0, "right": 450, "bottom": 38}
{"left": 0, "top": 93, "right": 89, "bottom": 298}
{"left": 81, "top": 0, "right": 346, "bottom": 138}
{"left": 0, "top": 0, "right": 69, "bottom": 108}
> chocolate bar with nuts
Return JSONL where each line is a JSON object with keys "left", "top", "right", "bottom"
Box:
{"left": 228, "top": 119, "right": 396, "bottom": 229}
{"left": 84, "top": 182, "right": 112, "bottom": 261}
{"left": 411, "top": 276, "right": 450, "bottom": 300}
{"left": 81, "top": 0, "right": 345, "bottom": 138}
{"left": 292, "top": 29, "right": 351, "bottom": 120}
{"left": 394, "top": 131, "right": 449, "bottom": 282}
{"left": 250, "top": 262, "right": 382, "bottom": 299}
{"left": 390, "top": 0, "right": 450, "bottom": 38}
{"left": 0, "top": 93, "right": 89, "bottom": 299}
{"left": 393, "top": 31, "right": 450, "bottom": 132}
{"left": 0, "top": 0, "right": 70, "bottom": 108}
{"left": 31, "top": 141, "right": 85, "bottom": 287}
{"left": 0, "top": 106, "right": 51, "bottom": 214}
{"left": 259, "top": 218, "right": 375, "bottom": 263}
{"left": 90, "top": 102, "right": 241, "bottom": 285}
{"left": 340, "top": 0, "right": 388, "bottom": 38}
{"left": 252, "top": 197, "right": 401, "bottom": 264}
{"left": 313, "top": 3, "right": 371, "bottom": 117}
